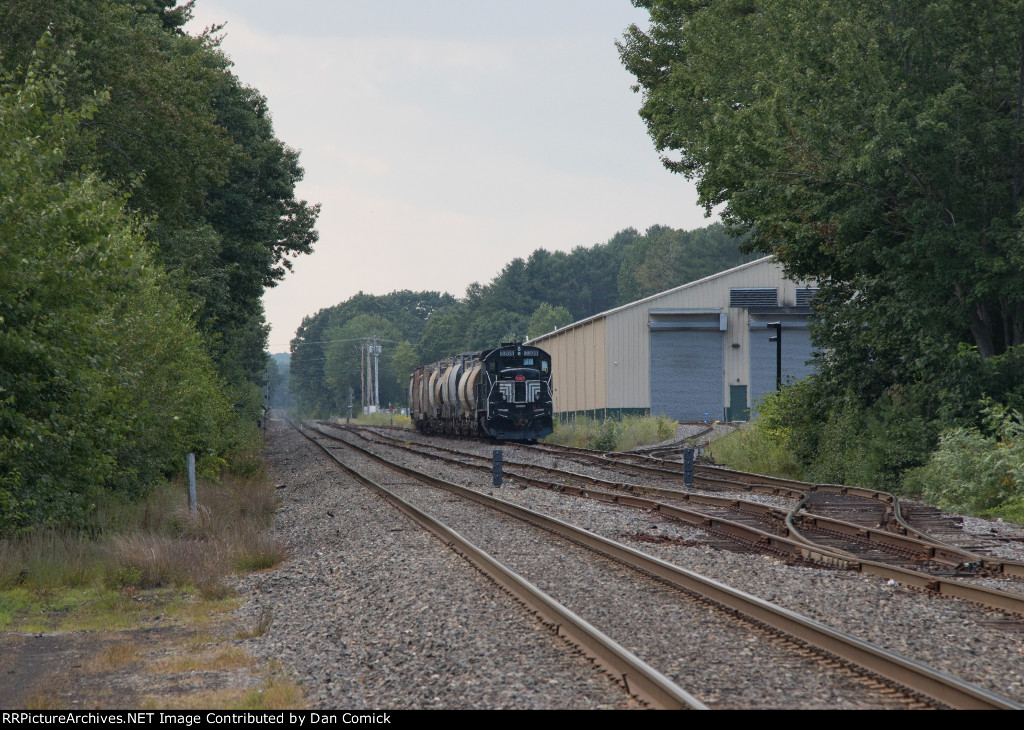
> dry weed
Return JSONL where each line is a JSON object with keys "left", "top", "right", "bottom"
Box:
{"left": 89, "top": 641, "right": 140, "bottom": 671}
{"left": 156, "top": 646, "right": 254, "bottom": 674}
{"left": 236, "top": 605, "right": 274, "bottom": 640}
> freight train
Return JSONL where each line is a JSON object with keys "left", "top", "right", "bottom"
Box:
{"left": 409, "top": 343, "right": 554, "bottom": 441}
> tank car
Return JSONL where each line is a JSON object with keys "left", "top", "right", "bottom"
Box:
{"left": 409, "top": 343, "right": 553, "bottom": 441}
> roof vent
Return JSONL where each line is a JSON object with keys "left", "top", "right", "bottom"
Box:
{"left": 796, "top": 288, "right": 818, "bottom": 307}
{"left": 730, "top": 288, "right": 778, "bottom": 307}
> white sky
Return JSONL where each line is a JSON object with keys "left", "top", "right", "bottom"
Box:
{"left": 185, "top": 1, "right": 714, "bottom": 352}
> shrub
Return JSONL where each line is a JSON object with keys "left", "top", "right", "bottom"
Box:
{"left": 904, "top": 403, "right": 1024, "bottom": 520}
{"left": 544, "top": 414, "right": 678, "bottom": 452}
{"left": 708, "top": 422, "right": 804, "bottom": 479}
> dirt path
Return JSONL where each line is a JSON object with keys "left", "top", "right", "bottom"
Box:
{"left": 0, "top": 612, "right": 272, "bottom": 709}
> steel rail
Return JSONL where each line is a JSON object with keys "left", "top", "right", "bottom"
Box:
{"left": 291, "top": 420, "right": 706, "bottom": 709}
{"left": 335, "top": 426, "right": 856, "bottom": 562}
{"left": 525, "top": 438, "right": 1024, "bottom": 580}
{"left": 889, "top": 494, "right": 1024, "bottom": 580}
{"left": 700, "top": 469, "right": 1024, "bottom": 580}
{"left": 307, "top": 422, "right": 1023, "bottom": 710}
{"left": 334, "top": 424, "right": 1024, "bottom": 613}
{"left": 349, "top": 425, "right": 975, "bottom": 564}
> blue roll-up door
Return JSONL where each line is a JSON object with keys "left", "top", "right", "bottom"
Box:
{"left": 749, "top": 319, "right": 814, "bottom": 413}
{"left": 650, "top": 329, "right": 724, "bottom": 422}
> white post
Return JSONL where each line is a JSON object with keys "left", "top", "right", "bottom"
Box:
{"left": 187, "top": 453, "right": 197, "bottom": 518}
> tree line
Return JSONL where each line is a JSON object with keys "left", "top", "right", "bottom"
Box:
{"left": 288, "top": 223, "right": 752, "bottom": 417}
{"left": 0, "top": 0, "right": 318, "bottom": 533}
{"left": 620, "top": 0, "right": 1024, "bottom": 513}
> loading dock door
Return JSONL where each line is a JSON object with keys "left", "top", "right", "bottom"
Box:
{"left": 749, "top": 318, "right": 814, "bottom": 414}
{"left": 649, "top": 316, "right": 724, "bottom": 422}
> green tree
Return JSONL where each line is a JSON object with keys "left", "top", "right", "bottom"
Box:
{"left": 417, "top": 308, "right": 473, "bottom": 364}
{"left": 390, "top": 341, "right": 420, "bottom": 400}
{"left": 0, "top": 0, "right": 319, "bottom": 405}
{"left": 620, "top": 0, "right": 1024, "bottom": 366}
{"left": 324, "top": 315, "right": 405, "bottom": 412}
{"left": 0, "top": 51, "right": 234, "bottom": 532}
{"left": 466, "top": 310, "right": 529, "bottom": 350}
{"left": 621, "top": 0, "right": 1024, "bottom": 452}
{"left": 527, "top": 303, "right": 574, "bottom": 340}
{"left": 617, "top": 223, "right": 753, "bottom": 304}
{"left": 289, "top": 291, "right": 455, "bottom": 415}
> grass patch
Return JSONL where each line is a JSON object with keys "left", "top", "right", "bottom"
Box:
{"left": 24, "top": 691, "right": 60, "bottom": 710}
{"left": 236, "top": 605, "right": 274, "bottom": 640}
{"left": 0, "top": 584, "right": 239, "bottom": 633}
{"left": 238, "top": 673, "right": 305, "bottom": 710}
{"left": 707, "top": 421, "right": 804, "bottom": 479}
{"left": 0, "top": 531, "right": 106, "bottom": 591}
{"left": 0, "top": 467, "right": 284, "bottom": 633}
{"left": 142, "top": 668, "right": 304, "bottom": 711}
{"left": 544, "top": 414, "right": 677, "bottom": 452}
{"left": 158, "top": 646, "right": 255, "bottom": 674}
{"left": 0, "top": 441, "right": 295, "bottom": 709}
{"left": 337, "top": 411, "right": 413, "bottom": 429}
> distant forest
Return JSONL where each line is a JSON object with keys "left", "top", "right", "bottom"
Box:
{"left": 287, "top": 223, "right": 754, "bottom": 416}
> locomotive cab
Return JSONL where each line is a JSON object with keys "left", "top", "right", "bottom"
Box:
{"left": 481, "top": 344, "right": 553, "bottom": 441}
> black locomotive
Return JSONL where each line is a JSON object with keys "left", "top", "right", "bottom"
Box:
{"left": 409, "top": 343, "right": 553, "bottom": 441}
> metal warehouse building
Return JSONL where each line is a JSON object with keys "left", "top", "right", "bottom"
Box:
{"left": 527, "top": 257, "right": 817, "bottom": 423}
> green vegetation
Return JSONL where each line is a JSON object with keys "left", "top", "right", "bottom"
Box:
{"left": 0, "top": 471, "right": 285, "bottom": 632}
{"left": 1, "top": 1, "right": 317, "bottom": 533}
{"left": 343, "top": 412, "right": 414, "bottom": 429}
{"left": 544, "top": 414, "right": 677, "bottom": 453}
{"left": 707, "top": 393, "right": 806, "bottom": 481}
{"left": 289, "top": 224, "right": 752, "bottom": 417}
{"left": 710, "top": 385, "right": 1024, "bottom": 524}
{"left": 622, "top": 1, "right": 1024, "bottom": 521}
{"left": 905, "top": 404, "right": 1024, "bottom": 523}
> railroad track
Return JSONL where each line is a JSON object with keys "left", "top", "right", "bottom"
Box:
{"left": 299, "top": 420, "right": 1022, "bottom": 709}
{"left": 334, "top": 423, "right": 1024, "bottom": 615}
{"left": 501, "top": 435, "right": 1024, "bottom": 579}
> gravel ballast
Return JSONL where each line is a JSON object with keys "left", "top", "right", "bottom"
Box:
{"left": 238, "top": 419, "right": 642, "bottom": 709}
{"left": 329, "top": 423, "right": 1024, "bottom": 705}
{"left": 244, "top": 419, "right": 1024, "bottom": 709}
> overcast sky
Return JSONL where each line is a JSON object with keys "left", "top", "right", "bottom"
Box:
{"left": 185, "top": 1, "right": 714, "bottom": 352}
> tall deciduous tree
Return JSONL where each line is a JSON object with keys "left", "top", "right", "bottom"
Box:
{"left": 0, "top": 0, "right": 319, "bottom": 402}
{"left": 616, "top": 223, "right": 753, "bottom": 303}
{"left": 527, "top": 303, "right": 574, "bottom": 340}
{"left": 0, "top": 52, "right": 234, "bottom": 532}
{"left": 620, "top": 0, "right": 1024, "bottom": 407}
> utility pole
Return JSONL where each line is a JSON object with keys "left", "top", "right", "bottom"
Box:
{"left": 371, "top": 338, "right": 381, "bottom": 412}
{"left": 359, "top": 342, "right": 366, "bottom": 413}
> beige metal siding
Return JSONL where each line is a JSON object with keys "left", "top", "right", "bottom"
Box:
{"left": 606, "top": 306, "right": 649, "bottom": 409}
{"left": 725, "top": 306, "right": 751, "bottom": 398}
{"left": 534, "top": 317, "right": 606, "bottom": 415}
